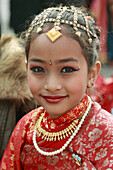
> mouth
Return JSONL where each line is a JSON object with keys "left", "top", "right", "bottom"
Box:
{"left": 41, "top": 95, "right": 67, "bottom": 103}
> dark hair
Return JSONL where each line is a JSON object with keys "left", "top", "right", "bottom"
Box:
{"left": 22, "top": 5, "right": 100, "bottom": 70}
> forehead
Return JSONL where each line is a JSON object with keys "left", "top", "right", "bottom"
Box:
{"left": 28, "top": 33, "right": 86, "bottom": 64}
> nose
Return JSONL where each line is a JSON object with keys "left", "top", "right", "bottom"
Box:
{"left": 44, "top": 73, "right": 62, "bottom": 92}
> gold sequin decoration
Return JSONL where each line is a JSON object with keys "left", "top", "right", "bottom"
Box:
{"left": 46, "top": 28, "right": 62, "bottom": 42}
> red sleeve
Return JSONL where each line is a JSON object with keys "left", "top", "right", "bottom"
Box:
{"left": 0, "top": 113, "right": 30, "bottom": 170}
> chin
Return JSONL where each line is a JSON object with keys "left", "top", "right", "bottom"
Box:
{"left": 49, "top": 112, "right": 64, "bottom": 119}
{"left": 46, "top": 107, "right": 67, "bottom": 118}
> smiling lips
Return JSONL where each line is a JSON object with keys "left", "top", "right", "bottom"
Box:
{"left": 42, "top": 95, "right": 67, "bottom": 103}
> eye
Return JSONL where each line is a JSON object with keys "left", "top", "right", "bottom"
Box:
{"left": 61, "top": 66, "right": 80, "bottom": 73}
{"left": 30, "top": 66, "right": 45, "bottom": 73}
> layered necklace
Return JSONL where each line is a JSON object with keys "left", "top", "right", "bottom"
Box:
{"left": 35, "top": 113, "right": 79, "bottom": 141}
{"left": 33, "top": 96, "right": 92, "bottom": 156}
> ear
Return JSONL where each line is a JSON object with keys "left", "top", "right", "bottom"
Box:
{"left": 87, "top": 61, "right": 101, "bottom": 88}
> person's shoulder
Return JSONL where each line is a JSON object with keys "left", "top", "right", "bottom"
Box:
{"left": 28, "top": 106, "right": 44, "bottom": 121}
{"left": 16, "top": 106, "right": 44, "bottom": 127}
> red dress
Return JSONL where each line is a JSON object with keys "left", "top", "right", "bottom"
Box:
{"left": 1, "top": 101, "right": 113, "bottom": 169}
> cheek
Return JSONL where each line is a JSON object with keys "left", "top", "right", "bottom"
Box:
{"left": 66, "top": 76, "right": 87, "bottom": 94}
{"left": 28, "top": 74, "right": 40, "bottom": 95}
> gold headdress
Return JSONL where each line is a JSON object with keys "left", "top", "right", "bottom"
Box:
{"left": 26, "top": 6, "right": 97, "bottom": 44}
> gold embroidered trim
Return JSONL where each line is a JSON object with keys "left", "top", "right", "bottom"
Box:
{"left": 35, "top": 113, "right": 79, "bottom": 141}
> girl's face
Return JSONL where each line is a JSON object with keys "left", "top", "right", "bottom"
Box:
{"left": 27, "top": 33, "right": 90, "bottom": 118}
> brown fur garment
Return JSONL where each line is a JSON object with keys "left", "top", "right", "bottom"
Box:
{"left": 0, "top": 34, "right": 32, "bottom": 100}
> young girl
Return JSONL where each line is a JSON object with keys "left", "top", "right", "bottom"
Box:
{"left": 1, "top": 5, "right": 113, "bottom": 169}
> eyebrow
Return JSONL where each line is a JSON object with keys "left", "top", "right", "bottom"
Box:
{"left": 29, "top": 58, "right": 79, "bottom": 64}
{"left": 55, "top": 58, "right": 79, "bottom": 64}
{"left": 29, "top": 58, "right": 46, "bottom": 64}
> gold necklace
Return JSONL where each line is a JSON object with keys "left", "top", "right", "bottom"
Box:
{"left": 35, "top": 113, "right": 79, "bottom": 141}
{"left": 33, "top": 96, "right": 92, "bottom": 156}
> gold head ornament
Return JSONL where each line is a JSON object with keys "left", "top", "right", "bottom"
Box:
{"left": 26, "top": 6, "right": 97, "bottom": 44}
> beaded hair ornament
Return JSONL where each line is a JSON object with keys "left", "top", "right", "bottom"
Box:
{"left": 26, "top": 6, "right": 97, "bottom": 44}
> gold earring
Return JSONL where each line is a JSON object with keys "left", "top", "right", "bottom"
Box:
{"left": 91, "top": 82, "right": 94, "bottom": 86}
{"left": 35, "top": 100, "right": 38, "bottom": 108}
{"left": 87, "top": 81, "right": 94, "bottom": 88}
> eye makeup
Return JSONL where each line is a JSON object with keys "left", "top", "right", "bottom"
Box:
{"left": 60, "top": 65, "right": 80, "bottom": 73}
{"left": 29, "top": 64, "right": 45, "bottom": 73}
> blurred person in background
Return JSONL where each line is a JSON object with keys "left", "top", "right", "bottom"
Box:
{"left": 107, "top": 0, "right": 113, "bottom": 64}
{"left": 89, "top": 0, "right": 113, "bottom": 114}
{"left": 0, "top": 34, "right": 36, "bottom": 159}
{"left": 91, "top": 0, "right": 113, "bottom": 64}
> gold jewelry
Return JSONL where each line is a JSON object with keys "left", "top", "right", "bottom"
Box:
{"left": 35, "top": 113, "right": 79, "bottom": 141}
{"left": 35, "top": 100, "right": 38, "bottom": 108}
{"left": 91, "top": 82, "right": 94, "bottom": 86}
{"left": 33, "top": 96, "right": 92, "bottom": 156}
{"left": 72, "top": 154, "right": 82, "bottom": 166}
{"left": 26, "top": 6, "right": 97, "bottom": 44}
{"left": 46, "top": 27, "right": 62, "bottom": 42}
{"left": 46, "top": 7, "right": 67, "bottom": 42}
